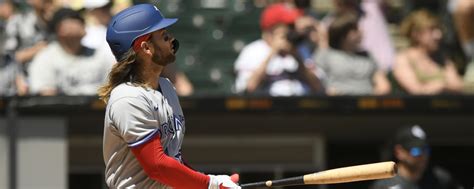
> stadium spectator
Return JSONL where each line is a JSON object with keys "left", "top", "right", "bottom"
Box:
{"left": 3, "top": 0, "right": 56, "bottom": 95}
{"left": 464, "top": 60, "right": 474, "bottom": 93}
{"left": 400, "top": 0, "right": 466, "bottom": 73}
{"left": 449, "top": 0, "right": 474, "bottom": 60}
{"left": 0, "top": 0, "right": 16, "bottom": 96}
{"left": 4, "top": 0, "right": 55, "bottom": 64}
{"left": 403, "top": 0, "right": 444, "bottom": 13}
{"left": 288, "top": 0, "right": 325, "bottom": 75}
{"left": 234, "top": 3, "right": 321, "bottom": 96}
{"left": 81, "top": 0, "right": 116, "bottom": 64}
{"left": 457, "top": 0, "right": 474, "bottom": 90}
{"left": 322, "top": 0, "right": 396, "bottom": 71}
{"left": 161, "top": 64, "right": 194, "bottom": 96}
{"left": 0, "top": 0, "right": 13, "bottom": 44}
{"left": 28, "top": 8, "right": 113, "bottom": 96}
{"left": 314, "top": 12, "right": 390, "bottom": 95}
{"left": 393, "top": 10, "right": 463, "bottom": 95}
{"left": 0, "top": 0, "right": 13, "bottom": 28}
{"left": 111, "top": 0, "right": 132, "bottom": 14}
{"left": 371, "top": 125, "right": 463, "bottom": 189}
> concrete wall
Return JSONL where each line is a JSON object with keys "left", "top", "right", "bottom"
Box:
{"left": 0, "top": 118, "right": 8, "bottom": 189}
{"left": 16, "top": 118, "right": 67, "bottom": 189}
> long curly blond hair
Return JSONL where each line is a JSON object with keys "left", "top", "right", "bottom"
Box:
{"left": 98, "top": 49, "right": 147, "bottom": 103}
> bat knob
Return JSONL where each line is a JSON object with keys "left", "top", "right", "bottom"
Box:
{"left": 265, "top": 181, "right": 272, "bottom": 187}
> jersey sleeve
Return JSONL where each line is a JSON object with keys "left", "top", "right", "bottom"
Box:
{"left": 131, "top": 133, "right": 210, "bottom": 189}
{"left": 108, "top": 96, "right": 160, "bottom": 147}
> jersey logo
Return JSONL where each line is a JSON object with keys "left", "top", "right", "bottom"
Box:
{"left": 161, "top": 118, "right": 174, "bottom": 136}
{"left": 153, "top": 105, "right": 159, "bottom": 111}
{"left": 174, "top": 115, "right": 183, "bottom": 131}
{"left": 160, "top": 114, "right": 185, "bottom": 136}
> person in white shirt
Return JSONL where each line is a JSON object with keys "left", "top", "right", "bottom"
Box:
{"left": 234, "top": 3, "right": 321, "bottom": 96}
{"left": 28, "top": 8, "right": 113, "bottom": 95}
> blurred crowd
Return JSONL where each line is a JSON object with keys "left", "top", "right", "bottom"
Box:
{"left": 0, "top": 0, "right": 473, "bottom": 97}
{"left": 0, "top": 0, "right": 120, "bottom": 96}
{"left": 235, "top": 0, "right": 474, "bottom": 96}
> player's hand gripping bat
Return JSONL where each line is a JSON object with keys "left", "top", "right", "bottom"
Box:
{"left": 240, "top": 161, "right": 396, "bottom": 188}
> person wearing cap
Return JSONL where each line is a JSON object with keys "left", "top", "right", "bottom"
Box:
{"left": 28, "top": 8, "right": 113, "bottom": 95}
{"left": 98, "top": 4, "right": 240, "bottom": 189}
{"left": 234, "top": 3, "right": 321, "bottom": 96}
{"left": 80, "top": 0, "right": 116, "bottom": 64}
{"left": 371, "top": 125, "right": 463, "bottom": 189}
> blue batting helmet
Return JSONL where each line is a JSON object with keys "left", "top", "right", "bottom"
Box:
{"left": 106, "top": 4, "right": 178, "bottom": 60}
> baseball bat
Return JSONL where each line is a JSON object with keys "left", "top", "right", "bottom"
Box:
{"left": 240, "top": 161, "right": 396, "bottom": 188}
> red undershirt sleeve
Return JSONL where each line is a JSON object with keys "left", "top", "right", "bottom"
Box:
{"left": 130, "top": 133, "right": 210, "bottom": 189}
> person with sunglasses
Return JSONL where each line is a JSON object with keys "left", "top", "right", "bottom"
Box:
{"left": 371, "top": 125, "right": 463, "bottom": 189}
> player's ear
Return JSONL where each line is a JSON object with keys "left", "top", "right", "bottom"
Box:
{"left": 141, "top": 42, "right": 153, "bottom": 56}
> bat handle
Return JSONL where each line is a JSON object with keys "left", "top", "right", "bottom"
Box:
{"left": 240, "top": 176, "right": 304, "bottom": 188}
{"left": 240, "top": 181, "right": 268, "bottom": 188}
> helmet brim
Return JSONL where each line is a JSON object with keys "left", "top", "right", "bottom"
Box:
{"left": 143, "top": 18, "right": 178, "bottom": 38}
{"left": 129, "top": 18, "right": 178, "bottom": 50}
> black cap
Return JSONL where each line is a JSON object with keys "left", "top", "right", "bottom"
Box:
{"left": 394, "top": 125, "right": 429, "bottom": 156}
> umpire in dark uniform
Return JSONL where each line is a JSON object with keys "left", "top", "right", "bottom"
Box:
{"left": 371, "top": 125, "right": 463, "bottom": 189}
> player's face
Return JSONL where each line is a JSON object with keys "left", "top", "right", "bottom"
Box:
{"left": 149, "top": 29, "right": 178, "bottom": 66}
{"left": 395, "top": 145, "right": 428, "bottom": 173}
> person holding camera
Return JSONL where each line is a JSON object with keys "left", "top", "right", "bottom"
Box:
{"left": 234, "top": 3, "right": 321, "bottom": 96}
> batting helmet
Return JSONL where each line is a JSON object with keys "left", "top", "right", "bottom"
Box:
{"left": 106, "top": 4, "right": 178, "bottom": 60}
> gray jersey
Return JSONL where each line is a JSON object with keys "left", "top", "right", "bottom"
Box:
{"left": 103, "top": 78, "right": 185, "bottom": 188}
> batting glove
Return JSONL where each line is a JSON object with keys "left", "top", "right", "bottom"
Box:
{"left": 208, "top": 175, "right": 241, "bottom": 189}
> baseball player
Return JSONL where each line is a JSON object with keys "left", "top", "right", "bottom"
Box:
{"left": 99, "top": 4, "right": 240, "bottom": 189}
